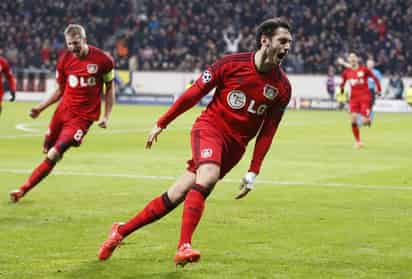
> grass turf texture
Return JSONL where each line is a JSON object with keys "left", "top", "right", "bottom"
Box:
{"left": 1, "top": 102, "right": 412, "bottom": 278}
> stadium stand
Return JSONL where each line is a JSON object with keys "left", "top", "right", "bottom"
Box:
{"left": 0, "top": 0, "right": 410, "bottom": 75}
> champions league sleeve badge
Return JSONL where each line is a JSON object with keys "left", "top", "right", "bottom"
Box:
{"left": 201, "top": 70, "right": 212, "bottom": 83}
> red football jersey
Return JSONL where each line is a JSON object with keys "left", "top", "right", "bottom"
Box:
{"left": 56, "top": 45, "right": 114, "bottom": 121}
{"left": 158, "top": 52, "right": 291, "bottom": 145}
{"left": 340, "top": 65, "right": 381, "bottom": 100}
{"left": 157, "top": 52, "right": 291, "bottom": 174}
{"left": 0, "top": 56, "right": 16, "bottom": 95}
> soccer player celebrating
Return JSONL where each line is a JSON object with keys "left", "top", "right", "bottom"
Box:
{"left": 98, "top": 18, "right": 292, "bottom": 266}
{"left": 9, "top": 24, "right": 115, "bottom": 202}
{"left": 0, "top": 53, "right": 17, "bottom": 116}
{"left": 340, "top": 52, "right": 381, "bottom": 148}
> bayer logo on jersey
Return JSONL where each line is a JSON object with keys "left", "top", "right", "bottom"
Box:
{"left": 263, "top": 84, "right": 278, "bottom": 100}
{"left": 87, "top": 64, "right": 98, "bottom": 74}
{"left": 200, "top": 148, "right": 213, "bottom": 158}
{"left": 227, "top": 90, "right": 246, "bottom": 109}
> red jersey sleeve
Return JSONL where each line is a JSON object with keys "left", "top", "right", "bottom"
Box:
{"left": 157, "top": 63, "right": 223, "bottom": 128}
{"left": 2, "top": 60, "right": 16, "bottom": 92}
{"left": 248, "top": 83, "right": 291, "bottom": 174}
{"left": 56, "top": 52, "right": 68, "bottom": 89}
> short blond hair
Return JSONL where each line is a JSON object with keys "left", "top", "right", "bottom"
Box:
{"left": 64, "top": 24, "right": 86, "bottom": 38}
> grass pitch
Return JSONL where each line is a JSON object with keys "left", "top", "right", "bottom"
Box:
{"left": 1, "top": 102, "right": 412, "bottom": 278}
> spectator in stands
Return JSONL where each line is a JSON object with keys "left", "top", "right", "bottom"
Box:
{"left": 326, "top": 66, "right": 336, "bottom": 101}
{"left": 385, "top": 73, "right": 404, "bottom": 100}
{"left": 223, "top": 28, "right": 242, "bottom": 54}
{"left": 1, "top": 1, "right": 411, "bottom": 75}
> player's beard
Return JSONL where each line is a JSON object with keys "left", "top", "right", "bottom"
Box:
{"left": 268, "top": 49, "right": 288, "bottom": 65}
{"left": 72, "top": 49, "right": 81, "bottom": 56}
{"left": 266, "top": 51, "right": 278, "bottom": 65}
{"left": 277, "top": 50, "right": 288, "bottom": 61}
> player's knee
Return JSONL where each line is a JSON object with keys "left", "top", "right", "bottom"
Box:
{"left": 167, "top": 187, "right": 187, "bottom": 204}
{"left": 47, "top": 140, "right": 72, "bottom": 161}
{"left": 362, "top": 117, "right": 371, "bottom": 124}
{"left": 167, "top": 171, "right": 196, "bottom": 203}
{"left": 197, "top": 163, "right": 220, "bottom": 187}
{"left": 161, "top": 192, "right": 181, "bottom": 210}
{"left": 350, "top": 116, "right": 357, "bottom": 125}
{"left": 47, "top": 147, "right": 62, "bottom": 162}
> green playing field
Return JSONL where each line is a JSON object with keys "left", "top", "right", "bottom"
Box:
{"left": 1, "top": 102, "right": 412, "bottom": 278}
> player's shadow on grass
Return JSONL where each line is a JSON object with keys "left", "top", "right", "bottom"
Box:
{"left": 61, "top": 257, "right": 193, "bottom": 279}
{"left": 6, "top": 199, "right": 36, "bottom": 206}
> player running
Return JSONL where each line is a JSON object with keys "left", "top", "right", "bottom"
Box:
{"left": 98, "top": 18, "right": 292, "bottom": 266}
{"left": 366, "top": 58, "right": 382, "bottom": 125}
{"left": 340, "top": 52, "right": 381, "bottom": 148}
{"left": 0, "top": 54, "right": 16, "bottom": 116}
{"left": 9, "top": 24, "right": 115, "bottom": 202}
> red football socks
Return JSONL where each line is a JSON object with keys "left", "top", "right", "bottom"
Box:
{"left": 118, "top": 192, "right": 177, "bottom": 237}
{"left": 20, "top": 158, "right": 56, "bottom": 194}
{"left": 178, "top": 184, "right": 208, "bottom": 247}
{"left": 351, "top": 123, "right": 360, "bottom": 142}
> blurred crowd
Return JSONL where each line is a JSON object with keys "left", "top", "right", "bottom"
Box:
{"left": 1, "top": 0, "right": 411, "bottom": 76}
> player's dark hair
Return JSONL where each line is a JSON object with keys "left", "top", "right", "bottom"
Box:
{"left": 256, "top": 18, "right": 291, "bottom": 49}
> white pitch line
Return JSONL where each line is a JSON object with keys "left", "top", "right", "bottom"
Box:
{"left": 0, "top": 168, "right": 411, "bottom": 191}
{"left": 15, "top": 123, "right": 40, "bottom": 133}
{"left": 0, "top": 122, "right": 189, "bottom": 139}
{"left": 0, "top": 133, "right": 44, "bottom": 139}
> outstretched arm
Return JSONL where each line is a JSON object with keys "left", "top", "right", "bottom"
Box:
{"left": 146, "top": 66, "right": 220, "bottom": 149}
{"left": 146, "top": 83, "right": 211, "bottom": 149}
{"left": 157, "top": 82, "right": 212, "bottom": 129}
{"left": 3, "top": 60, "right": 16, "bottom": 101}
{"left": 30, "top": 84, "right": 63, "bottom": 118}
{"left": 337, "top": 57, "right": 351, "bottom": 68}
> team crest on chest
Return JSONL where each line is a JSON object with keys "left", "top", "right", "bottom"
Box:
{"left": 357, "top": 71, "right": 364, "bottom": 78}
{"left": 87, "top": 64, "right": 98, "bottom": 74}
{"left": 227, "top": 90, "right": 246, "bottom": 109}
{"left": 263, "top": 84, "right": 278, "bottom": 100}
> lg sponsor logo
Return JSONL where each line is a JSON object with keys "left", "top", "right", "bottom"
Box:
{"left": 68, "top": 75, "right": 96, "bottom": 88}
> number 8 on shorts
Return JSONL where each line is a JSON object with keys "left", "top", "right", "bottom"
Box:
{"left": 73, "top": 129, "right": 84, "bottom": 142}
